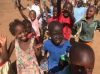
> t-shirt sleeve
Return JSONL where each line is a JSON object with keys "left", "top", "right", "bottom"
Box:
{"left": 43, "top": 43, "right": 48, "bottom": 51}
{"left": 65, "top": 41, "right": 72, "bottom": 52}
{"left": 72, "top": 21, "right": 81, "bottom": 35}
{"left": 43, "top": 40, "right": 50, "bottom": 51}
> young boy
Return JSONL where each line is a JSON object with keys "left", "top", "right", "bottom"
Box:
{"left": 74, "top": 6, "right": 100, "bottom": 46}
{"left": 69, "top": 42, "right": 95, "bottom": 74}
{"left": 43, "top": 21, "right": 71, "bottom": 74}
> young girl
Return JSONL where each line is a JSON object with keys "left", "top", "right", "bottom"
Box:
{"left": 59, "top": 2, "right": 75, "bottom": 40}
{"left": 28, "top": 10, "right": 41, "bottom": 43}
{"left": 43, "top": 21, "right": 71, "bottom": 74}
{"left": 8, "top": 19, "right": 41, "bottom": 74}
{"left": 74, "top": 6, "right": 100, "bottom": 46}
{"left": 0, "top": 34, "right": 10, "bottom": 74}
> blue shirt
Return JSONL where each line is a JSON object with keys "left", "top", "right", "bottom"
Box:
{"left": 74, "top": 7, "right": 87, "bottom": 23}
{"left": 43, "top": 39, "right": 71, "bottom": 70}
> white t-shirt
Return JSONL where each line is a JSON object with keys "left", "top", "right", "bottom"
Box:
{"left": 30, "top": 4, "right": 40, "bottom": 17}
{"left": 30, "top": 4, "right": 42, "bottom": 28}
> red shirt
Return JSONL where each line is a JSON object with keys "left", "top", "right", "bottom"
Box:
{"left": 59, "top": 14, "right": 73, "bottom": 40}
{"left": 47, "top": 17, "right": 59, "bottom": 24}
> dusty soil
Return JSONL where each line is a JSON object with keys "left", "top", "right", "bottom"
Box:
{"left": 0, "top": 0, "right": 100, "bottom": 74}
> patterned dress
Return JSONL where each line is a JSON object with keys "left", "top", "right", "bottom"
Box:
{"left": 15, "top": 38, "right": 40, "bottom": 74}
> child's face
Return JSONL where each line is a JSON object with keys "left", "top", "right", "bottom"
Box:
{"left": 63, "top": 4, "right": 72, "bottom": 14}
{"left": 29, "top": 11, "right": 36, "bottom": 21}
{"left": 34, "top": 0, "right": 39, "bottom": 5}
{"left": 63, "top": 4, "right": 72, "bottom": 17}
{"left": 50, "top": 26, "right": 63, "bottom": 45}
{"left": 70, "top": 53, "right": 94, "bottom": 74}
{"left": 86, "top": 7, "right": 95, "bottom": 18}
{"left": 52, "top": 0, "right": 57, "bottom": 6}
{"left": 77, "top": 0, "right": 83, "bottom": 7}
{"left": 15, "top": 25, "right": 28, "bottom": 41}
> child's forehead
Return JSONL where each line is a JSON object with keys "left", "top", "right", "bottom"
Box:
{"left": 30, "top": 11, "right": 35, "bottom": 14}
{"left": 88, "top": 6, "right": 96, "bottom": 11}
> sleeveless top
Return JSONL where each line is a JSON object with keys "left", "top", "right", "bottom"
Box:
{"left": 15, "top": 38, "right": 40, "bottom": 74}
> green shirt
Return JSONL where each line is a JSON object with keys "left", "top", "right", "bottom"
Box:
{"left": 75, "top": 18, "right": 100, "bottom": 42}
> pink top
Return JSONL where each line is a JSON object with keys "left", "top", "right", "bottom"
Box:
{"left": 15, "top": 38, "right": 40, "bottom": 74}
{"left": 28, "top": 18, "right": 40, "bottom": 37}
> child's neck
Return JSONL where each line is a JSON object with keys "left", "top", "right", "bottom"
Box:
{"left": 18, "top": 38, "right": 30, "bottom": 43}
{"left": 86, "top": 17, "right": 94, "bottom": 24}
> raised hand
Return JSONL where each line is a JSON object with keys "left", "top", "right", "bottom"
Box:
{"left": 0, "top": 34, "right": 7, "bottom": 47}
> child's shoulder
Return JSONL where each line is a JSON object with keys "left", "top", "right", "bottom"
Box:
{"left": 63, "top": 40, "right": 71, "bottom": 46}
{"left": 44, "top": 39, "right": 51, "bottom": 44}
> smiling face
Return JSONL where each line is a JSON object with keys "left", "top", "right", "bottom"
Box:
{"left": 15, "top": 25, "right": 28, "bottom": 42}
{"left": 63, "top": 3, "right": 73, "bottom": 17}
{"left": 86, "top": 7, "right": 96, "bottom": 19}
{"left": 29, "top": 10, "right": 36, "bottom": 21}
{"left": 50, "top": 25, "right": 63, "bottom": 45}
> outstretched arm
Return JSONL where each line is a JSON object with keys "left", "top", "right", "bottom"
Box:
{"left": 0, "top": 34, "right": 8, "bottom": 61}
{"left": 8, "top": 40, "right": 15, "bottom": 59}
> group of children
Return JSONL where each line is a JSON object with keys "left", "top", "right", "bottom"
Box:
{"left": 0, "top": 0, "right": 100, "bottom": 74}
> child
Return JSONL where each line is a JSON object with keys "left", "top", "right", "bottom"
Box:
{"left": 0, "top": 34, "right": 10, "bottom": 74}
{"left": 43, "top": 21, "right": 71, "bottom": 74}
{"left": 59, "top": 2, "right": 75, "bottom": 40}
{"left": 30, "top": 0, "right": 41, "bottom": 18}
{"left": 74, "top": 6, "right": 100, "bottom": 46}
{"left": 28, "top": 10, "right": 41, "bottom": 43}
{"left": 69, "top": 42, "right": 95, "bottom": 74}
{"left": 8, "top": 19, "right": 41, "bottom": 74}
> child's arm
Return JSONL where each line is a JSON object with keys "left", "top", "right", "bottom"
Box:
{"left": 0, "top": 34, "right": 8, "bottom": 62}
{"left": 8, "top": 40, "right": 15, "bottom": 59}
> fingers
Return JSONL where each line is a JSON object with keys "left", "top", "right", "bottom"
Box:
{"left": 0, "top": 33, "right": 7, "bottom": 47}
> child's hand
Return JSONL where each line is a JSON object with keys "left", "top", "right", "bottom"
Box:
{"left": 34, "top": 43, "right": 43, "bottom": 49}
{"left": 0, "top": 34, "right": 7, "bottom": 47}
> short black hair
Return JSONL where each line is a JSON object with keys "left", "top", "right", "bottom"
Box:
{"left": 48, "top": 21, "right": 63, "bottom": 33}
{"left": 9, "top": 19, "right": 25, "bottom": 36}
{"left": 70, "top": 42, "right": 95, "bottom": 65}
{"left": 29, "top": 10, "right": 36, "bottom": 16}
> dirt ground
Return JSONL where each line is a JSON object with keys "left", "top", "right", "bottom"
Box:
{"left": 0, "top": 0, "right": 100, "bottom": 74}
